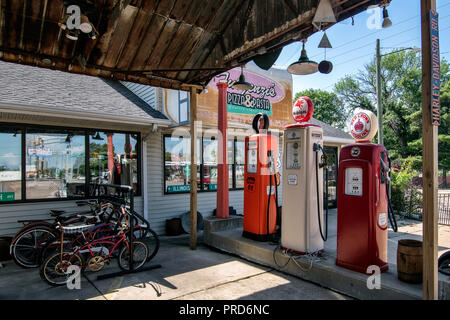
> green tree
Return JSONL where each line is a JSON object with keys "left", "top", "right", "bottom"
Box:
{"left": 333, "top": 50, "right": 450, "bottom": 169}
{"left": 294, "top": 89, "right": 348, "bottom": 129}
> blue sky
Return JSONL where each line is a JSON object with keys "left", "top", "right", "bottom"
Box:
{"left": 274, "top": 0, "right": 450, "bottom": 95}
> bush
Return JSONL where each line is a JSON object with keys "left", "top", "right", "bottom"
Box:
{"left": 391, "top": 161, "right": 422, "bottom": 217}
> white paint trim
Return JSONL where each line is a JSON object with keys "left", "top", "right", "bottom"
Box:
{"left": 142, "top": 138, "right": 148, "bottom": 221}
{"left": 323, "top": 136, "right": 354, "bottom": 145}
{"left": 0, "top": 102, "right": 172, "bottom": 126}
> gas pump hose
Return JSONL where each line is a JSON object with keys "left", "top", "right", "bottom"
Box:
{"left": 315, "top": 144, "right": 328, "bottom": 242}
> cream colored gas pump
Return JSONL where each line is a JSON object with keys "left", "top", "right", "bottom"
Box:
{"left": 281, "top": 97, "right": 327, "bottom": 254}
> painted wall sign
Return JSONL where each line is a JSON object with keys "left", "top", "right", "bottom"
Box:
{"left": 430, "top": 10, "right": 440, "bottom": 126}
{"left": 197, "top": 62, "right": 293, "bottom": 131}
{"left": 210, "top": 68, "right": 285, "bottom": 116}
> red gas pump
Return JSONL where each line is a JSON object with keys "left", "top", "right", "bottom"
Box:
{"left": 243, "top": 113, "right": 278, "bottom": 241}
{"left": 336, "top": 110, "right": 397, "bottom": 274}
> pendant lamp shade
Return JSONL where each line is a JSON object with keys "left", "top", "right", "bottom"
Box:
{"left": 232, "top": 66, "right": 252, "bottom": 91}
{"left": 287, "top": 42, "right": 318, "bottom": 75}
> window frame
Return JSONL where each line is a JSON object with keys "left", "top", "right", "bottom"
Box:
{"left": 0, "top": 122, "right": 142, "bottom": 204}
{"left": 163, "top": 134, "right": 244, "bottom": 195}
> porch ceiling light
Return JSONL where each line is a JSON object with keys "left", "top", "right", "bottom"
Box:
{"left": 287, "top": 42, "right": 318, "bottom": 75}
{"left": 382, "top": 7, "right": 392, "bottom": 28}
{"left": 79, "top": 14, "right": 93, "bottom": 34}
{"left": 92, "top": 132, "right": 103, "bottom": 140}
{"left": 231, "top": 66, "right": 252, "bottom": 91}
{"left": 65, "top": 29, "right": 79, "bottom": 41}
{"left": 312, "top": 0, "right": 337, "bottom": 30}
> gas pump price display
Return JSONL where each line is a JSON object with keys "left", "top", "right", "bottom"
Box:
{"left": 247, "top": 148, "right": 258, "bottom": 173}
{"left": 286, "top": 141, "right": 301, "bottom": 170}
{"left": 344, "top": 167, "right": 363, "bottom": 196}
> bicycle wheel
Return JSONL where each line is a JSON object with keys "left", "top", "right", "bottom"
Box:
{"left": 10, "top": 226, "right": 58, "bottom": 268}
{"left": 40, "top": 251, "right": 84, "bottom": 286}
{"left": 142, "top": 228, "right": 160, "bottom": 262}
{"left": 438, "top": 251, "right": 450, "bottom": 276}
{"left": 118, "top": 240, "right": 148, "bottom": 271}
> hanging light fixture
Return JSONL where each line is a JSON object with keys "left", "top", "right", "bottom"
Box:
{"left": 79, "top": 14, "right": 93, "bottom": 33}
{"left": 312, "top": 0, "right": 337, "bottom": 30}
{"left": 287, "top": 41, "right": 318, "bottom": 75}
{"left": 65, "top": 29, "right": 79, "bottom": 41}
{"left": 231, "top": 66, "right": 252, "bottom": 91}
{"left": 382, "top": 7, "right": 392, "bottom": 28}
{"left": 92, "top": 132, "right": 104, "bottom": 140}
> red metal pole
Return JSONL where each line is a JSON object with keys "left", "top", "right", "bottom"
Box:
{"left": 107, "top": 134, "right": 114, "bottom": 181}
{"left": 216, "top": 82, "right": 229, "bottom": 218}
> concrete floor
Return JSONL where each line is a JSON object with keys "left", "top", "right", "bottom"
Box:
{"left": 203, "top": 209, "right": 450, "bottom": 300}
{"left": 0, "top": 235, "right": 350, "bottom": 300}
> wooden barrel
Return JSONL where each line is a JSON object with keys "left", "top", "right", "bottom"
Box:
{"left": 397, "top": 239, "right": 423, "bottom": 284}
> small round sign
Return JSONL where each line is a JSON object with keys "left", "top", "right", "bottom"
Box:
{"left": 349, "top": 110, "right": 378, "bottom": 142}
{"left": 351, "top": 147, "right": 360, "bottom": 157}
{"left": 292, "top": 96, "right": 314, "bottom": 123}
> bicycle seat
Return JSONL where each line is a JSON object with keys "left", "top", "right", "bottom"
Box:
{"left": 50, "top": 210, "right": 66, "bottom": 216}
{"left": 59, "top": 224, "right": 95, "bottom": 234}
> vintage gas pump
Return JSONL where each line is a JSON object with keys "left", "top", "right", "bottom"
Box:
{"left": 243, "top": 113, "right": 278, "bottom": 241}
{"left": 336, "top": 109, "right": 397, "bottom": 274}
{"left": 281, "top": 97, "right": 328, "bottom": 254}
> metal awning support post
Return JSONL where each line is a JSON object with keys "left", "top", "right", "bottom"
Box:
{"left": 420, "top": 0, "right": 439, "bottom": 300}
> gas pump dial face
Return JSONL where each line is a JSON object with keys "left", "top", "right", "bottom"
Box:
{"left": 286, "top": 141, "right": 301, "bottom": 170}
{"left": 247, "top": 149, "right": 257, "bottom": 173}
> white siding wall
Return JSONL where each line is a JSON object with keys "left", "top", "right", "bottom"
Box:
{"left": 0, "top": 197, "right": 143, "bottom": 237}
{"left": 145, "top": 131, "right": 245, "bottom": 235}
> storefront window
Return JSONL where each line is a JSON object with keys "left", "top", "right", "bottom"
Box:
{"left": 203, "top": 138, "right": 217, "bottom": 191}
{"left": 164, "top": 135, "right": 245, "bottom": 193}
{"left": 0, "top": 129, "right": 22, "bottom": 201}
{"left": 235, "top": 140, "right": 245, "bottom": 188}
{"left": 164, "top": 136, "right": 201, "bottom": 193}
{"left": 0, "top": 124, "right": 141, "bottom": 202}
{"left": 26, "top": 130, "right": 85, "bottom": 199}
{"left": 89, "top": 132, "right": 139, "bottom": 194}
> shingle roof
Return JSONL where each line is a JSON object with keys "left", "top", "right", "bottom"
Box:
{"left": 309, "top": 117, "right": 353, "bottom": 140}
{"left": 0, "top": 60, "right": 168, "bottom": 122}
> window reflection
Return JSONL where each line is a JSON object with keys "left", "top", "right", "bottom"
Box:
{"left": 26, "top": 131, "right": 85, "bottom": 199}
{"left": 0, "top": 129, "right": 22, "bottom": 201}
{"left": 89, "top": 132, "right": 139, "bottom": 194}
{"left": 164, "top": 136, "right": 200, "bottom": 193}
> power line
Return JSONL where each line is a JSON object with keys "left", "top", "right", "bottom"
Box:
{"left": 309, "top": 3, "right": 450, "bottom": 60}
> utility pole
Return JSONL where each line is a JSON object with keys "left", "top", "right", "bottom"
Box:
{"left": 376, "top": 39, "right": 383, "bottom": 145}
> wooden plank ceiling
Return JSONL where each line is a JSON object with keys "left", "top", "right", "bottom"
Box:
{"left": 0, "top": 0, "right": 385, "bottom": 91}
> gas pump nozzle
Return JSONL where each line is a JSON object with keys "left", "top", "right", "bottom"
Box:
{"left": 313, "top": 143, "right": 327, "bottom": 168}
{"left": 380, "top": 158, "right": 391, "bottom": 183}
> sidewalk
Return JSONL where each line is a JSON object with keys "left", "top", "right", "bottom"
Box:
{"left": 0, "top": 234, "right": 349, "bottom": 300}
{"left": 203, "top": 209, "right": 450, "bottom": 300}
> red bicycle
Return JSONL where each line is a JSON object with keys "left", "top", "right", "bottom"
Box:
{"left": 40, "top": 212, "right": 149, "bottom": 286}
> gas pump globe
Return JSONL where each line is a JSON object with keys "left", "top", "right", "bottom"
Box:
{"left": 281, "top": 97, "right": 327, "bottom": 254}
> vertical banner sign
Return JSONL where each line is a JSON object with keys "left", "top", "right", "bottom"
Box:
{"left": 430, "top": 10, "right": 440, "bottom": 126}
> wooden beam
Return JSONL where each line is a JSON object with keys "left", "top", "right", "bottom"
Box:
{"left": 420, "top": 0, "right": 438, "bottom": 300}
{"left": 189, "top": 86, "right": 198, "bottom": 250}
